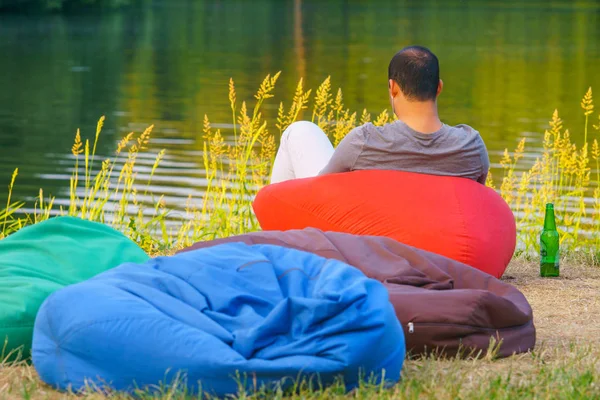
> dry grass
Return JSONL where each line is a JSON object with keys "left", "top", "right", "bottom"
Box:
{"left": 1, "top": 261, "right": 599, "bottom": 399}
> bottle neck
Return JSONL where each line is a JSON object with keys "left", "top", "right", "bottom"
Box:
{"left": 544, "top": 206, "right": 557, "bottom": 230}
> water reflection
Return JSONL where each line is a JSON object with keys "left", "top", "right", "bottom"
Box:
{"left": 0, "top": 0, "right": 599, "bottom": 224}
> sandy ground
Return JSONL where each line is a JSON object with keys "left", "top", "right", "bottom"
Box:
{"left": 505, "top": 260, "right": 600, "bottom": 347}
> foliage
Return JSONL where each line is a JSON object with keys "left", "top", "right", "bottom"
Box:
{"left": 0, "top": 74, "right": 598, "bottom": 258}
{"left": 0, "top": 0, "right": 136, "bottom": 12}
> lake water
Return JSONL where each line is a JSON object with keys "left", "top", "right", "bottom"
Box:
{"left": 1, "top": 0, "right": 599, "bottom": 219}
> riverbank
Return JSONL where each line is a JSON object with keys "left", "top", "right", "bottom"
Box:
{"left": 2, "top": 260, "right": 599, "bottom": 399}
{"left": 2, "top": 78, "right": 600, "bottom": 257}
{"left": 1, "top": 76, "right": 600, "bottom": 398}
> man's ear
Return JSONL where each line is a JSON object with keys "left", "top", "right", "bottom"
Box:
{"left": 389, "top": 79, "right": 399, "bottom": 97}
{"left": 437, "top": 79, "right": 444, "bottom": 97}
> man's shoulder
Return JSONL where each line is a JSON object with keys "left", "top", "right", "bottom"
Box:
{"left": 353, "top": 120, "right": 483, "bottom": 141}
{"left": 358, "top": 120, "right": 405, "bottom": 137}
{"left": 352, "top": 122, "right": 376, "bottom": 134}
{"left": 343, "top": 122, "right": 374, "bottom": 142}
{"left": 446, "top": 123, "right": 488, "bottom": 156}
{"left": 334, "top": 124, "right": 370, "bottom": 150}
{"left": 447, "top": 123, "right": 482, "bottom": 137}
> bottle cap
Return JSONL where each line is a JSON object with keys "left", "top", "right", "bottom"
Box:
{"left": 546, "top": 203, "right": 554, "bottom": 209}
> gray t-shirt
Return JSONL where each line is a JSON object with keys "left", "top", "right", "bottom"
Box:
{"left": 318, "top": 120, "right": 490, "bottom": 184}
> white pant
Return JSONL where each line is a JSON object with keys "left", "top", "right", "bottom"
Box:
{"left": 270, "top": 121, "right": 334, "bottom": 184}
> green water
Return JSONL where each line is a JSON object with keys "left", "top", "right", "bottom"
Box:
{"left": 0, "top": 0, "right": 599, "bottom": 215}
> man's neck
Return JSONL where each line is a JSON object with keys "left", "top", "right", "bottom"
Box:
{"left": 393, "top": 101, "right": 443, "bottom": 134}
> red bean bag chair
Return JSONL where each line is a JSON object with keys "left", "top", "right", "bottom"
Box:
{"left": 252, "top": 170, "right": 516, "bottom": 278}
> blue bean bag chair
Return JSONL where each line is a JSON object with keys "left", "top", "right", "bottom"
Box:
{"left": 32, "top": 242, "right": 405, "bottom": 396}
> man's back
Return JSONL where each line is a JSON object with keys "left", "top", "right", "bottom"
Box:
{"left": 319, "top": 120, "right": 490, "bottom": 184}
{"left": 269, "top": 45, "right": 491, "bottom": 186}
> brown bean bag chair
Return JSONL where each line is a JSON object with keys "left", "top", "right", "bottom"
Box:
{"left": 179, "top": 228, "right": 535, "bottom": 358}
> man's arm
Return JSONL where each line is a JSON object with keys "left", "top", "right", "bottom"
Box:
{"left": 318, "top": 126, "right": 366, "bottom": 175}
{"left": 477, "top": 137, "right": 490, "bottom": 185}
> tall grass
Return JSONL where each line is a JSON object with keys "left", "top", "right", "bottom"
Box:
{"left": 495, "top": 87, "right": 599, "bottom": 255}
{"left": 0, "top": 74, "right": 598, "bottom": 258}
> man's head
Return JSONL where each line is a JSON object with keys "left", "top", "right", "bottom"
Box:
{"left": 388, "top": 46, "right": 443, "bottom": 108}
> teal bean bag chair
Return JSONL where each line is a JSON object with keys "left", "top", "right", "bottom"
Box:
{"left": 0, "top": 216, "right": 149, "bottom": 360}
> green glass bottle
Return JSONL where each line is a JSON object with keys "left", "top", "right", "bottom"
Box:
{"left": 540, "top": 203, "right": 559, "bottom": 277}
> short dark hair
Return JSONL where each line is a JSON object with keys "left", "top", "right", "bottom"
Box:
{"left": 388, "top": 46, "right": 439, "bottom": 102}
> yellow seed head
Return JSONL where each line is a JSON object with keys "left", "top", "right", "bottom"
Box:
{"left": 314, "top": 76, "right": 332, "bottom": 119}
{"left": 500, "top": 149, "right": 511, "bottom": 168}
{"left": 360, "top": 109, "right": 371, "bottom": 125}
{"left": 514, "top": 138, "right": 526, "bottom": 163}
{"left": 374, "top": 110, "right": 390, "bottom": 126}
{"left": 10, "top": 168, "right": 18, "bottom": 187}
{"left": 276, "top": 102, "right": 286, "bottom": 132}
{"left": 549, "top": 109, "right": 563, "bottom": 134}
{"left": 203, "top": 114, "right": 212, "bottom": 139}
{"left": 333, "top": 88, "right": 343, "bottom": 114}
{"left": 117, "top": 132, "right": 134, "bottom": 154}
{"left": 96, "top": 116, "right": 105, "bottom": 137}
{"left": 254, "top": 72, "right": 281, "bottom": 101}
{"left": 72, "top": 129, "right": 83, "bottom": 156}
{"left": 581, "top": 87, "right": 594, "bottom": 116}
{"left": 137, "top": 124, "right": 153, "bottom": 150}
{"left": 228, "top": 78, "right": 236, "bottom": 108}
{"left": 485, "top": 170, "right": 495, "bottom": 189}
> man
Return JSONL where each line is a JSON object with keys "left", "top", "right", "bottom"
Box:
{"left": 270, "top": 45, "right": 490, "bottom": 185}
